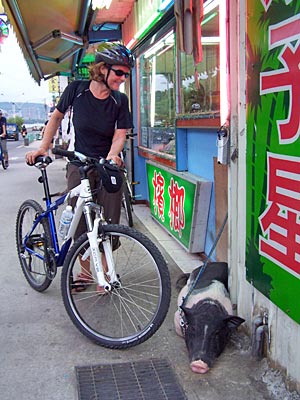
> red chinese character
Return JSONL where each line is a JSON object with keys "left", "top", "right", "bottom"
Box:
{"left": 259, "top": 153, "right": 300, "bottom": 276}
{"left": 152, "top": 171, "right": 165, "bottom": 221}
{"left": 260, "top": 0, "right": 292, "bottom": 12}
{"left": 269, "top": 14, "right": 300, "bottom": 49}
{"left": 168, "top": 178, "right": 185, "bottom": 237}
{"left": 260, "top": 15, "right": 300, "bottom": 144}
{"left": 260, "top": 0, "right": 273, "bottom": 11}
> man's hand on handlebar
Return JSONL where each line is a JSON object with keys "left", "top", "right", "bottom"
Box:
{"left": 26, "top": 148, "right": 49, "bottom": 165}
{"left": 106, "top": 155, "right": 124, "bottom": 168}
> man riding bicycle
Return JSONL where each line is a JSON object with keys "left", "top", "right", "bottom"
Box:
{"left": 0, "top": 110, "right": 8, "bottom": 168}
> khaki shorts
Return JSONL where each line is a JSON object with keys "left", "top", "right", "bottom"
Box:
{"left": 66, "top": 163, "right": 123, "bottom": 240}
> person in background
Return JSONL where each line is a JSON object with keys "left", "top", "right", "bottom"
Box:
{"left": 25, "top": 43, "right": 134, "bottom": 293}
{"left": 21, "top": 125, "right": 27, "bottom": 138}
{"left": 0, "top": 110, "right": 8, "bottom": 168}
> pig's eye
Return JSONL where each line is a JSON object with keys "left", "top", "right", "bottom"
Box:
{"left": 214, "top": 329, "right": 222, "bottom": 338}
{"left": 187, "top": 326, "right": 196, "bottom": 334}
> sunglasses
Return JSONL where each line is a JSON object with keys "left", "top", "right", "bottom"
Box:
{"left": 110, "top": 67, "right": 130, "bottom": 79}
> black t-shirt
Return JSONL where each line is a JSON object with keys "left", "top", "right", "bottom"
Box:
{"left": 0, "top": 116, "right": 7, "bottom": 135}
{"left": 57, "top": 80, "right": 133, "bottom": 158}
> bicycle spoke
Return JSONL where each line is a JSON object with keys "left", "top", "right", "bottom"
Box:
{"left": 61, "top": 224, "right": 171, "bottom": 348}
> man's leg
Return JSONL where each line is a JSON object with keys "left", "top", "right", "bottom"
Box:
{"left": 2, "top": 139, "right": 8, "bottom": 167}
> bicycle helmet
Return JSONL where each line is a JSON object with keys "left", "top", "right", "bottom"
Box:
{"left": 95, "top": 42, "right": 135, "bottom": 69}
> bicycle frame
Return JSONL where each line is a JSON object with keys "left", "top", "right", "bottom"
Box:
{"left": 22, "top": 162, "right": 115, "bottom": 289}
{"left": 120, "top": 134, "right": 140, "bottom": 203}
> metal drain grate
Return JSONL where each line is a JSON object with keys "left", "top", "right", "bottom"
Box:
{"left": 75, "top": 358, "right": 187, "bottom": 400}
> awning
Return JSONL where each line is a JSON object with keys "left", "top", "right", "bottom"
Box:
{"left": 2, "top": 0, "right": 135, "bottom": 84}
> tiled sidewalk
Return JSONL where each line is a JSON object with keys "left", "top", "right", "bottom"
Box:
{"left": 133, "top": 204, "right": 201, "bottom": 273}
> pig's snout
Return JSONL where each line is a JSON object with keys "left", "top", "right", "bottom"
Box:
{"left": 190, "top": 360, "right": 209, "bottom": 374}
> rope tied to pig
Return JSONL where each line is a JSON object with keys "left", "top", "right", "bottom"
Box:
{"left": 179, "top": 212, "right": 228, "bottom": 335}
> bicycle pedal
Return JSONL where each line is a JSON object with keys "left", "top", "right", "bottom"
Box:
{"left": 20, "top": 252, "right": 29, "bottom": 259}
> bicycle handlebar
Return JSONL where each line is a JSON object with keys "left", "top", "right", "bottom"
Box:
{"left": 52, "top": 148, "right": 97, "bottom": 163}
{"left": 28, "top": 148, "right": 119, "bottom": 171}
{"left": 52, "top": 147, "right": 76, "bottom": 159}
{"left": 51, "top": 148, "right": 118, "bottom": 167}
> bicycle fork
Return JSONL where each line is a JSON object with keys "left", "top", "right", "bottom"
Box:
{"left": 83, "top": 205, "right": 119, "bottom": 291}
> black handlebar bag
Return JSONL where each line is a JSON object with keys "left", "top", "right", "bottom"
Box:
{"left": 96, "top": 163, "right": 123, "bottom": 193}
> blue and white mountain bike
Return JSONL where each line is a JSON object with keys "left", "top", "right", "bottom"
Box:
{"left": 16, "top": 148, "right": 171, "bottom": 349}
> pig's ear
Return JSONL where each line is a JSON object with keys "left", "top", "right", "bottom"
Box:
{"left": 176, "top": 273, "right": 190, "bottom": 292}
{"left": 224, "top": 315, "right": 245, "bottom": 329}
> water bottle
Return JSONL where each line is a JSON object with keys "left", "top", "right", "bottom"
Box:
{"left": 58, "top": 205, "right": 73, "bottom": 239}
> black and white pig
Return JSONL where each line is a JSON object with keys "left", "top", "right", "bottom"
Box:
{"left": 174, "top": 262, "right": 245, "bottom": 374}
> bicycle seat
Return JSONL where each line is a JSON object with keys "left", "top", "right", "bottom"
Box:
{"left": 27, "top": 156, "right": 52, "bottom": 168}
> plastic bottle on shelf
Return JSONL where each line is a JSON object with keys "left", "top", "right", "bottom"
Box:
{"left": 58, "top": 205, "right": 73, "bottom": 239}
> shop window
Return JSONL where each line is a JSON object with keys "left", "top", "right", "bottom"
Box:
{"left": 139, "top": 31, "right": 176, "bottom": 157}
{"left": 179, "top": 5, "right": 220, "bottom": 117}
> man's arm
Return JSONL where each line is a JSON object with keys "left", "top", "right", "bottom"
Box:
{"left": 106, "top": 129, "right": 127, "bottom": 167}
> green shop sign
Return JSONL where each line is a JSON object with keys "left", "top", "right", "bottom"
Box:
{"left": 246, "top": 0, "right": 300, "bottom": 323}
{"left": 146, "top": 161, "right": 211, "bottom": 253}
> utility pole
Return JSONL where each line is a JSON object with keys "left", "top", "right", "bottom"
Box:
{"left": 12, "top": 102, "right": 16, "bottom": 118}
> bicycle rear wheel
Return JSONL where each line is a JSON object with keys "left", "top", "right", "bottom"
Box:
{"left": 61, "top": 224, "right": 171, "bottom": 349}
{"left": 122, "top": 181, "right": 133, "bottom": 227}
{"left": 0, "top": 147, "right": 7, "bottom": 170}
{"left": 16, "top": 200, "right": 53, "bottom": 292}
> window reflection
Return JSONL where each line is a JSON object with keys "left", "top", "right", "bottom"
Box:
{"left": 137, "top": 2, "right": 220, "bottom": 157}
{"left": 180, "top": 45, "right": 220, "bottom": 116}
{"left": 179, "top": 3, "right": 220, "bottom": 117}
{"left": 139, "top": 31, "right": 176, "bottom": 156}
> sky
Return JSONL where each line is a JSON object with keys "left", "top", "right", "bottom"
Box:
{"left": 0, "top": 27, "right": 52, "bottom": 104}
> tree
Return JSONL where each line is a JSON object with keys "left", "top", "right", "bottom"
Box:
{"left": 7, "top": 116, "right": 24, "bottom": 131}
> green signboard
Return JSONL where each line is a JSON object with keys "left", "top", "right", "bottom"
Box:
{"left": 75, "top": 66, "right": 89, "bottom": 80}
{"left": 246, "top": 0, "right": 300, "bottom": 323}
{"left": 146, "top": 161, "right": 211, "bottom": 252}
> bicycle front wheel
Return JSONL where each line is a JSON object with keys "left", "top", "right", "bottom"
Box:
{"left": 16, "top": 200, "right": 52, "bottom": 292}
{"left": 61, "top": 224, "right": 171, "bottom": 349}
